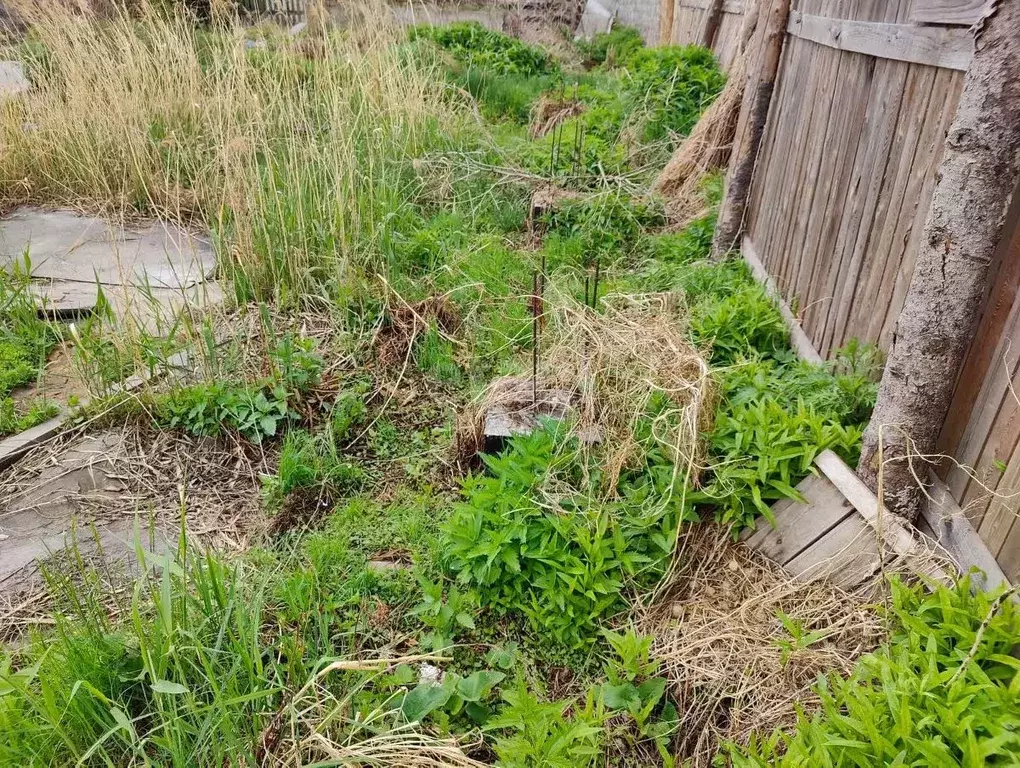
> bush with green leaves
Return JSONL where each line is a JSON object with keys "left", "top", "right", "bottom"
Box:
{"left": 445, "top": 425, "right": 687, "bottom": 648}
{"left": 731, "top": 577, "right": 1020, "bottom": 766}
{"left": 155, "top": 333, "right": 323, "bottom": 443}
{"left": 623, "top": 45, "right": 726, "bottom": 142}
{"left": 409, "top": 23, "right": 556, "bottom": 77}
{"left": 487, "top": 683, "right": 606, "bottom": 767}
{"left": 576, "top": 25, "right": 645, "bottom": 68}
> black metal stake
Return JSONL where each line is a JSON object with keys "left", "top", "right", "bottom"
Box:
{"left": 592, "top": 258, "right": 601, "bottom": 309}
{"left": 532, "top": 270, "right": 539, "bottom": 406}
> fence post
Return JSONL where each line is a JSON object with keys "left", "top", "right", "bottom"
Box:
{"left": 659, "top": 0, "right": 675, "bottom": 44}
{"left": 700, "top": 0, "right": 725, "bottom": 49}
{"left": 711, "top": 0, "right": 792, "bottom": 258}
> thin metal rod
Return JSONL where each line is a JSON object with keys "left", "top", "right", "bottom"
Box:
{"left": 532, "top": 269, "right": 539, "bottom": 406}
{"left": 592, "top": 258, "right": 601, "bottom": 309}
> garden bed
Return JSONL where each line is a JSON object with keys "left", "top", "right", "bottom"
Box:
{"left": 0, "top": 9, "right": 1016, "bottom": 768}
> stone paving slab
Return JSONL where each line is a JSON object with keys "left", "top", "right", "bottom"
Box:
{"left": 0, "top": 207, "right": 217, "bottom": 293}
{"left": 0, "top": 61, "right": 29, "bottom": 97}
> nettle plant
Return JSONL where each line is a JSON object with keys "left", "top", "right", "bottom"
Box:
{"left": 445, "top": 425, "right": 684, "bottom": 649}
{"left": 157, "top": 333, "right": 323, "bottom": 443}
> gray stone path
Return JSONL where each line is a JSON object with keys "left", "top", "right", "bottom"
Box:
{"left": 0, "top": 207, "right": 220, "bottom": 320}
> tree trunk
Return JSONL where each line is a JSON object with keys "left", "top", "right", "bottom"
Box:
{"left": 700, "top": 0, "right": 725, "bottom": 49}
{"left": 710, "top": 0, "right": 791, "bottom": 259}
{"left": 858, "top": 0, "right": 1020, "bottom": 522}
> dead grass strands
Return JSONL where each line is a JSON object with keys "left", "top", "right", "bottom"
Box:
{"left": 467, "top": 290, "right": 712, "bottom": 489}
{"left": 263, "top": 654, "right": 485, "bottom": 767}
{"left": 528, "top": 94, "right": 585, "bottom": 139}
{"left": 635, "top": 525, "right": 886, "bottom": 766}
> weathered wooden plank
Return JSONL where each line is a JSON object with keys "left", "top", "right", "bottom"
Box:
{"left": 802, "top": 53, "right": 877, "bottom": 352}
{"left": 976, "top": 443, "right": 1020, "bottom": 561}
{"left": 772, "top": 35, "right": 830, "bottom": 293}
{"left": 794, "top": 50, "right": 871, "bottom": 342}
{"left": 744, "top": 473, "right": 856, "bottom": 564}
{"left": 785, "top": 44, "right": 842, "bottom": 313}
{"left": 878, "top": 69, "right": 963, "bottom": 350}
{"left": 787, "top": 11, "right": 973, "bottom": 70}
{"left": 784, "top": 513, "right": 885, "bottom": 588}
{"left": 909, "top": 0, "right": 988, "bottom": 26}
{"left": 743, "top": 236, "right": 824, "bottom": 363}
{"left": 924, "top": 473, "right": 1012, "bottom": 589}
{"left": 860, "top": 64, "right": 940, "bottom": 344}
{"left": 815, "top": 449, "right": 953, "bottom": 583}
{"left": 823, "top": 57, "right": 910, "bottom": 352}
{"left": 678, "top": 0, "right": 744, "bottom": 11}
{"left": 754, "top": 33, "right": 815, "bottom": 281}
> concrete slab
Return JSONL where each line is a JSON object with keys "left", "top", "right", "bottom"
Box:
{"left": 0, "top": 61, "right": 28, "bottom": 97}
{"left": 0, "top": 431, "right": 127, "bottom": 587}
{"left": 0, "top": 207, "right": 216, "bottom": 292}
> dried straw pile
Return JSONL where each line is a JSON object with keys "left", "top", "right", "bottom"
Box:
{"left": 466, "top": 290, "right": 712, "bottom": 488}
{"left": 635, "top": 525, "right": 887, "bottom": 766}
{"left": 653, "top": 1, "right": 760, "bottom": 227}
{"left": 262, "top": 656, "right": 485, "bottom": 767}
{"left": 529, "top": 94, "right": 585, "bottom": 139}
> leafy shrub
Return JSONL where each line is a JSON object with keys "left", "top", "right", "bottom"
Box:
{"left": 156, "top": 334, "right": 323, "bottom": 443}
{"left": 732, "top": 577, "right": 1020, "bottom": 766}
{"left": 694, "top": 398, "right": 865, "bottom": 530}
{"left": 409, "top": 23, "right": 556, "bottom": 77}
{"left": 445, "top": 426, "right": 685, "bottom": 648}
{"left": 542, "top": 194, "right": 665, "bottom": 264}
{"left": 488, "top": 683, "right": 605, "bottom": 767}
{"left": 691, "top": 282, "right": 790, "bottom": 367}
{"left": 623, "top": 46, "right": 726, "bottom": 142}
{"left": 599, "top": 628, "right": 676, "bottom": 757}
{"left": 576, "top": 25, "right": 645, "bottom": 68}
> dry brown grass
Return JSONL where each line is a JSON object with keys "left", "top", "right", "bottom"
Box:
{"left": 464, "top": 289, "right": 713, "bottom": 490}
{"left": 528, "top": 93, "right": 585, "bottom": 139}
{"left": 261, "top": 655, "right": 485, "bottom": 767}
{"left": 635, "top": 524, "right": 887, "bottom": 766}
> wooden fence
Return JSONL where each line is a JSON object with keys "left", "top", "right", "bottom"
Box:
{"left": 661, "top": 0, "right": 1020, "bottom": 582}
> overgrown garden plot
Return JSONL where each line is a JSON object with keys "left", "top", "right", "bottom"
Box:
{"left": 0, "top": 8, "right": 1017, "bottom": 767}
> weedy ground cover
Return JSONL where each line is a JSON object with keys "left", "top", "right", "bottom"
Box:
{"left": 0, "top": 254, "right": 60, "bottom": 435}
{"left": 0, "top": 9, "right": 1015, "bottom": 768}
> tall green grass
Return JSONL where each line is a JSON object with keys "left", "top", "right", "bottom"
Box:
{"left": 1, "top": 4, "right": 471, "bottom": 304}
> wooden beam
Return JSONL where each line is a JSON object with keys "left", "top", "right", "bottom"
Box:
{"left": 713, "top": 0, "right": 793, "bottom": 256}
{"left": 922, "top": 472, "right": 1013, "bottom": 591}
{"left": 659, "top": 0, "right": 676, "bottom": 44}
{"left": 787, "top": 11, "right": 974, "bottom": 71}
{"left": 678, "top": 0, "right": 744, "bottom": 12}
{"left": 909, "top": 0, "right": 990, "bottom": 26}
{"left": 701, "top": 0, "right": 725, "bottom": 48}
{"left": 814, "top": 450, "right": 955, "bottom": 583}
{"left": 742, "top": 237, "right": 824, "bottom": 363}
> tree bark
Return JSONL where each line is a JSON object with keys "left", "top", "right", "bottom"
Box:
{"left": 710, "top": 0, "right": 791, "bottom": 259}
{"left": 700, "top": 0, "right": 725, "bottom": 49}
{"left": 858, "top": 0, "right": 1020, "bottom": 522}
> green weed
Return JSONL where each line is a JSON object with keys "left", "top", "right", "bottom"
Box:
{"left": 445, "top": 426, "right": 687, "bottom": 649}
{"left": 731, "top": 577, "right": 1020, "bottom": 766}
{"left": 576, "top": 25, "right": 645, "bottom": 69}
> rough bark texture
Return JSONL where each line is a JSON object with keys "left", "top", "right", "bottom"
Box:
{"left": 858, "top": 0, "right": 1020, "bottom": 522}
{"left": 700, "top": 0, "right": 725, "bottom": 48}
{"left": 711, "top": 0, "right": 790, "bottom": 259}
